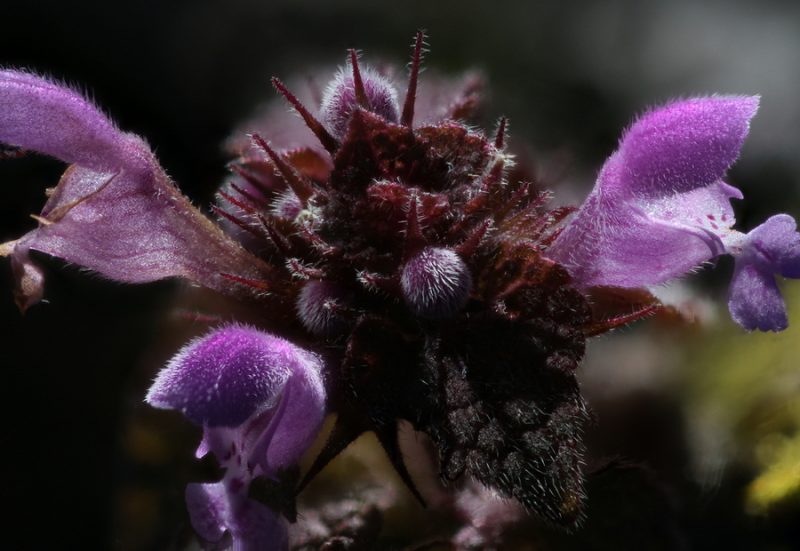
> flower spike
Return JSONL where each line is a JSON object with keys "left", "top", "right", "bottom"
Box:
{"left": 8, "top": 36, "right": 800, "bottom": 550}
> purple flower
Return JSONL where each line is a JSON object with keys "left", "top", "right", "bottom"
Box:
{"left": 547, "top": 96, "right": 800, "bottom": 331}
{"left": 146, "top": 325, "right": 326, "bottom": 550}
{"left": 0, "top": 70, "right": 273, "bottom": 311}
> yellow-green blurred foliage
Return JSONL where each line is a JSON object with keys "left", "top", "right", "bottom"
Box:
{"left": 684, "top": 284, "right": 800, "bottom": 514}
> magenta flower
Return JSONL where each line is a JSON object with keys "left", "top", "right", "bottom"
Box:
{"left": 547, "top": 96, "right": 800, "bottom": 331}
{"left": 146, "top": 325, "right": 326, "bottom": 550}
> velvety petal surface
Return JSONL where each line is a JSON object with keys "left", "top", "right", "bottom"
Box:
{"left": 614, "top": 95, "right": 759, "bottom": 196}
{"left": 259, "top": 360, "right": 326, "bottom": 472}
{"left": 743, "top": 214, "right": 800, "bottom": 277}
{"left": 726, "top": 214, "right": 800, "bottom": 331}
{"left": 549, "top": 158, "right": 741, "bottom": 287}
{"left": 548, "top": 96, "right": 759, "bottom": 289}
{"left": 185, "top": 482, "right": 229, "bottom": 543}
{"left": 0, "top": 70, "right": 146, "bottom": 171}
{"left": 0, "top": 70, "right": 274, "bottom": 309}
{"left": 155, "top": 326, "right": 325, "bottom": 549}
{"left": 728, "top": 262, "right": 787, "bottom": 332}
{"left": 146, "top": 325, "right": 322, "bottom": 428}
{"left": 186, "top": 482, "right": 288, "bottom": 551}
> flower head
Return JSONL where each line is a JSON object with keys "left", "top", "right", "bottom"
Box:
{"left": 3, "top": 31, "right": 800, "bottom": 548}
{"left": 547, "top": 96, "right": 800, "bottom": 331}
{"left": 147, "top": 325, "right": 326, "bottom": 549}
{"left": 193, "top": 33, "right": 596, "bottom": 527}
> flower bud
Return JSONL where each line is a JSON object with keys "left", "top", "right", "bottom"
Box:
{"left": 296, "top": 280, "right": 348, "bottom": 335}
{"left": 271, "top": 189, "right": 303, "bottom": 220}
{"left": 320, "top": 66, "right": 399, "bottom": 139}
{"left": 401, "top": 247, "right": 471, "bottom": 319}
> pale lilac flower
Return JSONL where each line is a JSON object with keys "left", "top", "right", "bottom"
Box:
{"left": 547, "top": 96, "right": 800, "bottom": 331}
{"left": 0, "top": 70, "right": 273, "bottom": 311}
{"left": 146, "top": 325, "right": 326, "bottom": 550}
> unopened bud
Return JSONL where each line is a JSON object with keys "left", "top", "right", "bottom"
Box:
{"left": 401, "top": 247, "right": 471, "bottom": 319}
{"left": 296, "top": 280, "right": 348, "bottom": 335}
{"left": 320, "top": 66, "right": 399, "bottom": 139}
{"left": 272, "top": 189, "right": 303, "bottom": 221}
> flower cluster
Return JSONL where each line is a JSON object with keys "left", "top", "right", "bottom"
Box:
{"left": 3, "top": 33, "right": 799, "bottom": 549}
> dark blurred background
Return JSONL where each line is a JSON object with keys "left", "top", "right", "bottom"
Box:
{"left": 2, "top": 1, "right": 799, "bottom": 549}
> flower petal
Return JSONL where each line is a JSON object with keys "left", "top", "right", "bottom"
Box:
{"left": 186, "top": 482, "right": 288, "bottom": 551}
{"left": 548, "top": 96, "right": 759, "bottom": 289}
{"left": 233, "top": 501, "right": 288, "bottom": 551}
{"left": 194, "top": 333, "right": 326, "bottom": 473}
{"left": 743, "top": 214, "right": 800, "bottom": 278}
{"left": 185, "top": 482, "right": 229, "bottom": 543}
{"left": 147, "top": 323, "right": 328, "bottom": 476}
{"left": 549, "top": 157, "right": 739, "bottom": 287}
{"left": 1, "top": 71, "right": 275, "bottom": 308}
{"left": 728, "top": 262, "right": 787, "bottom": 331}
{"left": 636, "top": 180, "right": 742, "bottom": 245}
{"left": 0, "top": 70, "right": 147, "bottom": 171}
{"left": 613, "top": 96, "right": 759, "bottom": 196}
{"left": 259, "top": 355, "right": 326, "bottom": 472}
{"left": 146, "top": 325, "right": 322, "bottom": 428}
